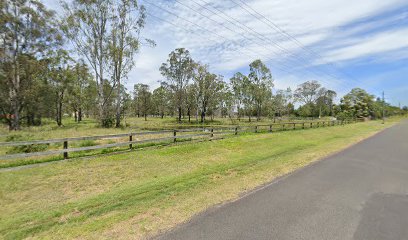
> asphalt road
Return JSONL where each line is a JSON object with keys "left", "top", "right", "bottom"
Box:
{"left": 157, "top": 120, "right": 408, "bottom": 240}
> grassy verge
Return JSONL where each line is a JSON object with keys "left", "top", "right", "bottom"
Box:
{"left": 0, "top": 119, "right": 402, "bottom": 239}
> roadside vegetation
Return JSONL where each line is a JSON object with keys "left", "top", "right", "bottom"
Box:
{"left": 0, "top": 118, "right": 403, "bottom": 239}
{"left": 1, "top": 1, "right": 407, "bottom": 239}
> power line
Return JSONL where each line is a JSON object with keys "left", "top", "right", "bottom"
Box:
{"left": 172, "top": 0, "right": 300, "bottom": 71}
{"left": 232, "top": 0, "right": 363, "bottom": 86}
{"left": 144, "top": 0, "right": 354, "bottom": 93}
{"left": 229, "top": 0, "right": 352, "bottom": 84}
{"left": 143, "top": 0, "right": 302, "bottom": 75}
{"left": 189, "top": 0, "right": 355, "bottom": 91}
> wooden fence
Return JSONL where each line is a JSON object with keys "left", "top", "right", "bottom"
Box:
{"left": 0, "top": 119, "right": 357, "bottom": 161}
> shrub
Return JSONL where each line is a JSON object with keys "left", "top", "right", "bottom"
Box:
{"left": 6, "top": 134, "right": 49, "bottom": 154}
{"left": 7, "top": 144, "right": 49, "bottom": 154}
{"left": 79, "top": 140, "right": 98, "bottom": 147}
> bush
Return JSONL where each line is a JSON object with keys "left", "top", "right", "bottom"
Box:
{"left": 7, "top": 144, "right": 49, "bottom": 154}
{"left": 5, "top": 134, "right": 49, "bottom": 154}
{"left": 79, "top": 140, "right": 98, "bottom": 147}
{"left": 101, "top": 117, "right": 115, "bottom": 128}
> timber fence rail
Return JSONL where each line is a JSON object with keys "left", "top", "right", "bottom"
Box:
{"left": 0, "top": 119, "right": 359, "bottom": 161}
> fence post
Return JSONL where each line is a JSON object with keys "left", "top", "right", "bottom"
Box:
{"left": 255, "top": 125, "right": 258, "bottom": 133}
{"left": 235, "top": 127, "right": 238, "bottom": 135}
{"left": 269, "top": 124, "right": 272, "bottom": 132}
{"left": 302, "top": 122, "right": 305, "bottom": 129}
{"left": 282, "top": 124, "right": 285, "bottom": 131}
{"left": 310, "top": 122, "right": 313, "bottom": 128}
{"left": 63, "top": 140, "right": 68, "bottom": 159}
{"left": 129, "top": 134, "right": 133, "bottom": 150}
{"left": 323, "top": 121, "right": 325, "bottom": 127}
{"left": 211, "top": 128, "right": 214, "bottom": 138}
{"left": 293, "top": 123, "right": 296, "bottom": 130}
{"left": 173, "top": 130, "right": 177, "bottom": 143}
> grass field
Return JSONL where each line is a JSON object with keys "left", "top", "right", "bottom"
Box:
{"left": 0, "top": 118, "right": 402, "bottom": 239}
{"left": 0, "top": 116, "right": 334, "bottom": 168}
{"left": 0, "top": 116, "right": 325, "bottom": 142}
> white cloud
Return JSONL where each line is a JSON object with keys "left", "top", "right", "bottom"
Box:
{"left": 321, "top": 27, "right": 408, "bottom": 63}
{"left": 41, "top": 0, "right": 408, "bottom": 98}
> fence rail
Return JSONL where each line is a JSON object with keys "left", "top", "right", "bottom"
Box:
{"left": 0, "top": 119, "right": 359, "bottom": 161}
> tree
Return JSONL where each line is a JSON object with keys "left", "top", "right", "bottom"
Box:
{"left": 152, "top": 86, "right": 169, "bottom": 118}
{"left": 193, "top": 64, "right": 224, "bottom": 123}
{"left": 230, "top": 72, "right": 248, "bottom": 121}
{"left": 273, "top": 88, "right": 293, "bottom": 117}
{"left": 67, "top": 60, "right": 93, "bottom": 122}
{"left": 47, "top": 50, "right": 74, "bottom": 126}
{"left": 219, "top": 86, "right": 234, "bottom": 119}
{"left": 109, "top": 0, "right": 153, "bottom": 127}
{"left": 133, "top": 84, "right": 151, "bottom": 121}
{"left": 294, "top": 80, "right": 324, "bottom": 105}
{"left": 62, "top": 0, "right": 152, "bottom": 127}
{"left": 159, "top": 48, "right": 195, "bottom": 122}
{"left": 339, "top": 88, "right": 375, "bottom": 119}
{"left": 316, "top": 89, "right": 337, "bottom": 118}
{"left": 62, "top": 0, "right": 111, "bottom": 126}
{"left": 207, "top": 77, "right": 227, "bottom": 120}
{"left": 248, "top": 59, "right": 273, "bottom": 120}
{"left": 1, "top": 0, "right": 61, "bottom": 130}
{"left": 185, "top": 84, "right": 197, "bottom": 123}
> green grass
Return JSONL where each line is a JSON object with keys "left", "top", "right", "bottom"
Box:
{"left": 0, "top": 116, "right": 333, "bottom": 142}
{"left": 0, "top": 118, "right": 402, "bottom": 239}
{"left": 0, "top": 116, "right": 338, "bottom": 168}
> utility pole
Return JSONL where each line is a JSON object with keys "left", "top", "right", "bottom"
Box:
{"left": 382, "top": 91, "right": 385, "bottom": 124}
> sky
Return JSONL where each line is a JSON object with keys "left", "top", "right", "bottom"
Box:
{"left": 44, "top": 0, "right": 408, "bottom": 106}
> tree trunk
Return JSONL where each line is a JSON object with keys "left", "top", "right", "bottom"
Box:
{"left": 178, "top": 107, "right": 182, "bottom": 122}
{"left": 78, "top": 107, "right": 82, "bottom": 122}
{"left": 115, "top": 84, "right": 121, "bottom": 128}
{"left": 56, "top": 92, "right": 63, "bottom": 127}
{"left": 98, "top": 82, "right": 106, "bottom": 126}
{"left": 10, "top": 38, "right": 20, "bottom": 130}
{"left": 201, "top": 106, "right": 206, "bottom": 123}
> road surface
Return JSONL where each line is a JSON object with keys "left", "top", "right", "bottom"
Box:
{"left": 156, "top": 120, "right": 408, "bottom": 240}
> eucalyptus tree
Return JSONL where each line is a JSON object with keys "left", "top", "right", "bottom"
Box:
{"left": 160, "top": 48, "right": 195, "bottom": 122}
{"left": 185, "top": 84, "right": 197, "bottom": 123}
{"left": 274, "top": 88, "right": 293, "bottom": 117}
{"left": 152, "top": 86, "right": 169, "bottom": 118}
{"left": 62, "top": 0, "right": 152, "bottom": 127}
{"left": 67, "top": 60, "right": 94, "bottom": 122}
{"left": 207, "top": 77, "right": 228, "bottom": 120}
{"left": 294, "top": 80, "right": 324, "bottom": 105}
{"left": 230, "top": 72, "right": 248, "bottom": 121}
{"left": 1, "top": 0, "right": 62, "bottom": 130}
{"left": 218, "top": 83, "right": 234, "bottom": 119}
{"left": 47, "top": 50, "right": 74, "bottom": 126}
{"left": 192, "top": 64, "right": 224, "bottom": 123}
{"left": 340, "top": 88, "right": 374, "bottom": 119}
{"left": 317, "top": 89, "right": 337, "bottom": 117}
{"left": 248, "top": 59, "right": 274, "bottom": 121}
{"left": 109, "top": 0, "right": 154, "bottom": 127}
{"left": 133, "top": 83, "right": 151, "bottom": 121}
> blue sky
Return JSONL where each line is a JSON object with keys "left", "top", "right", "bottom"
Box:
{"left": 45, "top": 0, "right": 408, "bottom": 106}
